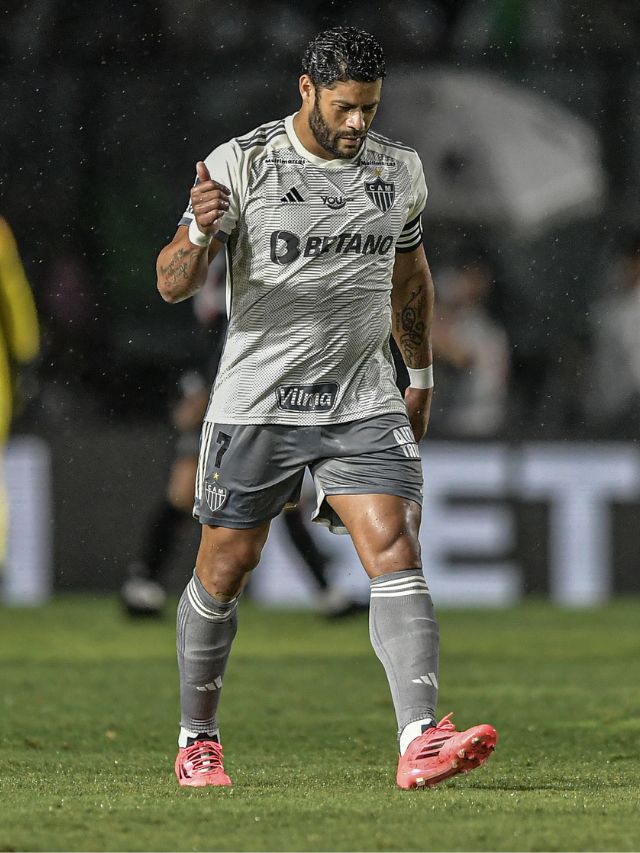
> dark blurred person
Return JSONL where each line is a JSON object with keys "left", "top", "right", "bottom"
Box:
{"left": 38, "top": 252, "right": 110, "bottom": 421}
{"left": 431, "top": 253, "right": 510, "bottom": 437}
{"left": 0, "top": 217, "right": 40, "bottom": 572}
{"left": 587, "top": 231, "right": 640, "bottom": 435}
{"left": 156, "top": 27, "right": 496, "bottom": 790}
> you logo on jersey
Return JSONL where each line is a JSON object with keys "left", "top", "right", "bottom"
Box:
{"left": 321, "top": 195, "right": 353, "bottom": 209}
{"left": 270, "top": 230, "right": 395, "bottom": 264}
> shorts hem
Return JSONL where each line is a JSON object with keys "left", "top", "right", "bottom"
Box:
{"left": 194, "top": 510, "right": 281, "bottom": 529}
{"left": 320, "top": 486, "right": 423, "bottom": 506}
{"left": 311, "top": 517, "right": 349, "bottom": 535}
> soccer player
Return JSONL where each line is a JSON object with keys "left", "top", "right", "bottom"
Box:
{"left": 157, "top": 27, "right": 497, "bottom": 789}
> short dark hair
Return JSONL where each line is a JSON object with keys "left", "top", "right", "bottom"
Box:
{"left": 301, "top": 27, "right": 386, "bottom": 89}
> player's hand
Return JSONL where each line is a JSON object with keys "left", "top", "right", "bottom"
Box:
{"left": 190, "top": 161, "right": 231, "bottom": 235}
{"left": 404, "top": 386, "right": 433, "bottom": 443}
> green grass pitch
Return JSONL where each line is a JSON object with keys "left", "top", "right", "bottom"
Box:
{"left": 1, "top": 596, "right": 640, "bottom": 851}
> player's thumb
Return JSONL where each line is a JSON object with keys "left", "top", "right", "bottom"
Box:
{"left": 196, "top": 160, "right": 211, "bottom": 183}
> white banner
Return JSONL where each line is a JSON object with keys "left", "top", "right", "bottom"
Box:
{"left": 250, "top": 443, "right": 640, "bottom": 608}
{"left": 3, "top": 436, "right": 53, "bottom": 605}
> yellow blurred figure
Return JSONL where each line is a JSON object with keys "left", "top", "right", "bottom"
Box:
{"left": 0, "top": 216, "right": 40, "bottom": 562}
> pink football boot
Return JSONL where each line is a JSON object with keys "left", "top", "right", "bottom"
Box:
{"left": 175, "top": 738, "right": 232, "bottom": 788}
{"left": 396, "top": 712, "right": 497, "bottom": 789}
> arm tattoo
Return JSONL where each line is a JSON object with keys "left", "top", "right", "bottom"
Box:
{"left": 396, "top": 285, "right": 426, "bottom": 368}
{"left": 159, "top": 245, "right": 201, "bottom": 296}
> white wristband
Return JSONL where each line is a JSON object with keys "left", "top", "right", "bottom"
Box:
{"left": 188, "top": 218, "right": 212, "bottom": 248}
{"left": 407, "top": 365, "right": 434, "bottom": 389}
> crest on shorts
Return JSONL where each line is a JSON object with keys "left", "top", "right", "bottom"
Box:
{"left": 205, "top": 482, "right": 228, "bottom": 514}
{"left": 364, "top": 177, "right": 395, "bottom": 212}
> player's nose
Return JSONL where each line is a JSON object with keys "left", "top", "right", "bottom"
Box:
{"left": 346, "top": 109, "right": 365, "bottom": 131}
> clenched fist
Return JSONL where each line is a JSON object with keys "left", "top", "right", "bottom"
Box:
{"left": 189, "top": 161, "right": 231, "bottom": 235}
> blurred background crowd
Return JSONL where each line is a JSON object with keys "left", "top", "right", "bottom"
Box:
{"left": 1, "top": 0, "right": 640, "bottom": 596}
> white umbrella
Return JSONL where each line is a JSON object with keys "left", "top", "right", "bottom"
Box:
{"left": 377, "top": 67, "right": 606, "bottom": 235}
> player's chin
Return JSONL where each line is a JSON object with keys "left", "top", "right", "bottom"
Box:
{"left": 337, "top": 137, "right": 364, "bottom": 155}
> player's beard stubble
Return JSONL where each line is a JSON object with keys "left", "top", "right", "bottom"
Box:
{"left": 308, "top": 98, "right": 366, "bottom": 159}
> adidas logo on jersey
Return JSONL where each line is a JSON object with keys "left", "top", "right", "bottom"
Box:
{"left": 280, "top": 187, "right": 304, "bottom": 203}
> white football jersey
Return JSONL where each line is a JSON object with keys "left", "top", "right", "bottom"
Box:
{"left": 179, "top": 113, "right": 427, "bottom": 425}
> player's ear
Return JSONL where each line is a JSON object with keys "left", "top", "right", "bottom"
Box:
{"left": 299, "top": 74, "right": 314, "bottom": 103}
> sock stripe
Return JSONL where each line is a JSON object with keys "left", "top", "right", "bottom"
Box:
{"left": 371, "top": 573, "right": 427, "bottom": 586}
{"left": 371, "top": 578, "right": 429, "bottom": 593}
{"left": 187, "top": 584, "right": 218, "bottom": 621}
{"left": 370, "top": 589, "right": 431, "bottom": 598}
{"left": 187, "top": 578, "right": 237, "bottom": 622}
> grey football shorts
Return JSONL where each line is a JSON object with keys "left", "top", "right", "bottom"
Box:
{"left": 192, "top": 412, "right": 423, "bottom": 534}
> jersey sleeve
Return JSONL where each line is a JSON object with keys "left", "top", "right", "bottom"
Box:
{"left": 178, "top": 140, "right": 242, "bottom": 243}
{"left": 396, "top": 155, "right": 428, "bottom": 254}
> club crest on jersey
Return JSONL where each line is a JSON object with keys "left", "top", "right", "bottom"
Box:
{"left": 365, "top": 177, "right": 396, "bottom": 213}
{"left": 205, "top": 482, "right": 228, "bottom": 513}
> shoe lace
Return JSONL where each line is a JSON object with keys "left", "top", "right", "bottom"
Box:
{"left": 183, "top": 740, "right": 225, "bottom": 775}
{"left": 413, "top": 712, "right": 457, "bottom": 760}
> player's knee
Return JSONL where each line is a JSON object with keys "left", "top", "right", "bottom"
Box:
{"left": 199, "top": 543, "right": 261, "bottom": 576}
{"left": 382, "top": 535, "right": 421, "bottom": 569}
{"left": 378, "top": 509, "right": 420, "bottom": 552}
{"left": 195, "top": 550, "right": 255, "bottom": 601}
{"left": 196, "top": 525, "right": 266, "bottom": 584}
{"left": 365, "top": 520, "right": 422, "bottom": 576}
{"left": 226, "top": 537, "right": 264, "bottom": 572}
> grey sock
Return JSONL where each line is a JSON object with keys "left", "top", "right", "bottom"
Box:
{"left": 369, "top": 569, "right": 439, "bottom": 735}
{"left": 176, "top": 569, "right": 239, "bottom": 733}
